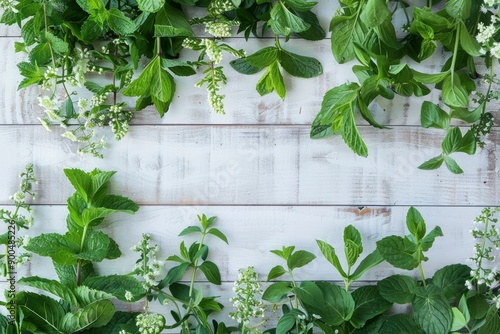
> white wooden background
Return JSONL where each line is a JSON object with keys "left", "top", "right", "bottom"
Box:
{"left": 1, "top": 1, "right": 499, "bottom": 327}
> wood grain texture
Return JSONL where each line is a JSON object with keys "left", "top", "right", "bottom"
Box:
{"left": 1, "top": 205, "right": 478, "bottom": 283}
{"left": 0, "top": 125, "right": 497, "bottom": 206}
{"left": 0, "top": 204, "right": 479, "bottom": 329}
{"left": 1, "top": 38, "right": 498, "bottom": 126}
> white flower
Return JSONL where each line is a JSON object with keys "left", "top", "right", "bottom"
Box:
{"left": 476, "top": 22, "right": 496, "bottom": 44}
{"left": 490, "top": 42, "right": 500, "bottom": 59}
{"left": 125, "top": 290, "right": 133, "bottom": 301}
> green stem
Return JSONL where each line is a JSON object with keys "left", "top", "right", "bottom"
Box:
{"left": 76, "top": 224, "right": 89, "bottom": 286}
{"left": 418, "top": 261, "right": 426, "bottom": 287}
{"left": 156, "top": 36, "right": 161, "bottom": 57}
{"left": 450, "top": 22, "right": 461, "bottom": 85}
{"left": 274, "top": 35, "right": 281, "bottom": 50}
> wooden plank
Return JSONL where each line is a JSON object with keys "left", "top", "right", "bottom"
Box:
{"left": 0, "top": 125, "right": 497, "bottom": 206}
{"left": 1, "top": 205, "right": 479, "bottom": 283}
{"left": 1, "top": 38, "right": 498, "bottom": 126}
{"left": 0, "top": 203, "right": 484, "bottom": 330}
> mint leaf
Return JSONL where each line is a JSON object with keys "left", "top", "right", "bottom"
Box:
{"left": 107, "top": 8, "right": 136, "bottom": 35}
{"left": 350, "top": 286, "right": 392, "bottom": 328}
{"left": 377, "top": 274, "right": 417, "bottom": 304}
{"left": 376, "top": 236, "right": 419, "bottom": 270}
{"left": 278, "top": 49, "right": 323, "bottom": 78}
{"left": 256, "top": 61, "right": 286, "bottom": 99}
{"left": 342, "top": 105, "right": 368, "bottom": 157}
{"left": 137, "top": 0, "right": 165, "bottom": 12}
{"left": 60, "top": 300, "right": 115, "bottom": 332}
{"left": 270, "top": 2, "right": 310, "bottom": 36}
{"left": 413, "top": 285, "right": 453, "bottom": 334}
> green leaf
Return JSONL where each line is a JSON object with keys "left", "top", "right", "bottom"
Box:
{"left": 313, "top": 282, "right": 355, "bottom": 326}
{"left": 74, "top": 286, "right": 115, "bottom": 306}
{"left": 478, "top": 306, "right": 500, "bottom": 334}
{"left": 45, "top": 32, "right": 69, "bottom": 55}
{"left": 421, "top": 101, "right": 450, "bottom": 129}
{"left": 317, "top": 239, "right": 347, "bottom": 277}
{"left": 442, "top": 127, "right": 476, "bottom": 155}
{"left": 19, "top": 276, "right": 79, "bottom": 307}
{"left": 330, "top": 15, "right": 364, "bottom": 64}
{"left": 451, "top": 102, "right": 483, "bottom": 123}
{"left": 344, "top": 225, "right": 363, "bottom": 267}
{"left": 413, "top": 285, "right": 453, "bottom": 334}
{"left": 230, "top": 58, "right": 263, "bottom": 75}
{"left": 276, "top": 310, "right": 300, "bottom": 334}
{"left": 446, "top": 0, "right": 471, "bottom": 20}
{"left": 17, "top": 291, "right": 66, "bottom": 333}
{"left": 412, "top": 70, "right": 449, "bottom": 84}
{"left": 451, "top": 307, "right": 468, "bottom": 331}
{"left": 262, "top": 282, "right": 292, "bottom": 303}
{"left": 376, "top": 236, "right": 419, "bottom": 270}
{"left": 342, "top": 105, "right": 368, "bottom": 157}
{"left": 123, "top": 56, "right": 175, "bottom": 117}
{"left": 270, "top": 2, "right": 310, "bottom": 36}
{"left": 60, "top": 300, "right": 115, "bottom": 332}
{"left": 350, "top": 249, "right": 384, "bottom": 281}
{"left": 83, "top": 275, "right": 146, "bottom": 302}
{"left": 295, "top": 281, "right": 325, "bottom": 309}
{"left": 316, "top": 83, "right": 359, "bottom": 125}
{"left": 94, "top": 194, "right": 139, "bottom": 213}
{"left": 154, "top": 24, "right": 192, "bottom": 37}
{"left": 420, "top": 226, "right": 443, "bottom": 251}
{"left": 442, "top": 73, "right": 469, "bottom": 108}
{"left": 79, "top": 311, "right": 139, "bottom": 334}
{"left": 243, "top": 47, "right": 279, "bottom": 68}
{"left": 199, "top": 261, "right": 222, "bottom": 285}
{"left": 284, "top": 0, "right": 317, "bottom": 11}
{"left": 294, "top": 9, "right": 325, "bottom": 41}
{"left": 379, "top": 314, "right": 425, "bottom": 334}
{"left": 179, "top": 226, "right": 201, "bottom": 236}
{"left": 357, "top": 95, "right": 388, "bottom": 129}
{"left": 256, "top": 61, "right": 286, "bottom": 99}
{"left": 278, "top": 49, "right": 322, "bottom": 78}
{"left": 432, "top": 265, "right": 470, "bottom": 302}
{"left": 377, "top": 274, "right": 417, "bottom": 304}
{"left": 137, "top": 0, "right": 165, "bottom": 12}
{"left": 406, "top": 207, "right": 426, "bottom": 241}
{"left": 64, "top": 169, "right": 92, "bottom": 202}
{"left": 159, "top": 262, "right": 190, "bottom": 288}
{"left": 81, "top": 208, "right": 116, "bottom": 227}
{"left": 287, "top": 250, "right": 316, "bottom": 270}
{"left": 267, "top": 265, "right": 287, "bottom": 281}
{"left": 360, "top": 0, "right": 391, "bottom": 28}
{"left": 207, "top": 228, "right": 229, "bottom": 244}
{"left": 26, "top": 233, "right": 79, "bottom": 265}
{"left": 444, "top": 156, "right": 464, "bottom": 174}
{"left": 419, "top": 155, "right": 445, "bottom": 170}
{"left": 458, "top": 21, "right": 480, "bottom": 57}
{"left": 350, "top": 286, "right": 392, "bottom": 328}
